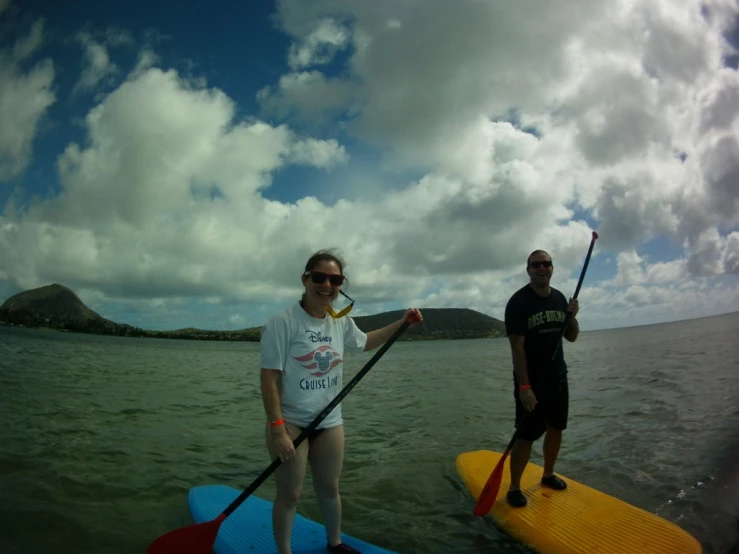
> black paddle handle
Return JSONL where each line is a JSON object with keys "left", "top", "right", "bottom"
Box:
{"left": 509, "top": 231, "right": 598, "bottom": 448}
{"left": 548, "top": 231, "right": 598, "bottom": 364}
{"left": 222, "top": 318, "right": 412, "bottom": 517}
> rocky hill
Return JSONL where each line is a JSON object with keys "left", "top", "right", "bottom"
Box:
{"left": 0, "top": 284, "right": 123, "bottom": 333}
{"left": 0, "top": 283, "right": 505, "bottom": 341}
{"left": 352, "top": 308, "right": 505, "bottom": 340}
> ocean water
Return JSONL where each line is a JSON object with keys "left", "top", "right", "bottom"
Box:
{"left": 1, "top": 312, "right": 738, "bottom": 554}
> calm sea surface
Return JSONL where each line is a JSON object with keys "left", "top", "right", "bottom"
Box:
{"left": 1, "top": 312, "right": 738, "bottom": 554}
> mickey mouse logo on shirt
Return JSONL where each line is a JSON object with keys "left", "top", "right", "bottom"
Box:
{"left": 292, "top": 344, "right": 343, "bottom": 377}
{"left": 315, "top": 351, "right": 333, "bottom": 373}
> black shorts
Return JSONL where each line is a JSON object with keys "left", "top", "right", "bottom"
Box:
{"left": 514, "top": 379, "right": 569, "bottom": 441}
{"left": 295, "top": 424, "right": 325, "bottom": 444}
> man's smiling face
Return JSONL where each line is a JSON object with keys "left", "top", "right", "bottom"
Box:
{"left": 527, "top": 251, "right": 553, "bottom": 286}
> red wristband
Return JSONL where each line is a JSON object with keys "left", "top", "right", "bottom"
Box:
{"left": 269, "top": 419, "right": 285, "bottom": 427}
{"left": 520, "top": 384, "right": 531, "bottom": 390}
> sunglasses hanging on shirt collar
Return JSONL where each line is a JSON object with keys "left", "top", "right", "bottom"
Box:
{"left": 327, "top": 290, "right": 355, "bottom": 319}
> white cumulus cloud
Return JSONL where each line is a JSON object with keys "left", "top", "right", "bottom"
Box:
{"left": 0, "top": 15, "right": 55, "bottom": 181}
{"left": 0, "top": 0, "right": 738, "bottom": 330}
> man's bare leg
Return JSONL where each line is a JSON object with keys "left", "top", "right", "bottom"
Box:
{"left": 509, "top": 438, "right": 533, "bottom": 492}
{"left": 543, "top": 425, "right": 562, "bottom": 477}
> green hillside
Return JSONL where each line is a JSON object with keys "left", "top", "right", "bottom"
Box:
{"left": 0, "top": 284, "right": 505, "bottom": 341}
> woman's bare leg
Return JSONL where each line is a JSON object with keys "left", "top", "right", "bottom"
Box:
{"left": 308, "top": 425, "right": 345, "bottom": 547}
{"left": 265, "top": 422, "right": 309, "bottom": 554}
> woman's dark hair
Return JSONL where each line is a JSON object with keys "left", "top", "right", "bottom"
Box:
{"left": 304, "top": 249, "right": 347, "bottom": 275}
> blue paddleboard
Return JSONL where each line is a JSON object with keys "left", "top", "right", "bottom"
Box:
{"left": 188, "top": 485, "right": 397, "bottom": 554}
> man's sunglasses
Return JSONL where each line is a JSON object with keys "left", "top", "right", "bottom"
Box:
{"left": 304, "top": 271, "right": 346, "bottom": 286}
{"left": 529, "top": 261, "right": 552, "bottom": 269}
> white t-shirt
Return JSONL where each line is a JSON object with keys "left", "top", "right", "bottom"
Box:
{"left": 260, "top": 301, "right": 368, "bottom": 429}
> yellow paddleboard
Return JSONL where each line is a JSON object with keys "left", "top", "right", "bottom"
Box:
{"left": 456, "top": 450, "right": 702, "bottom": 554}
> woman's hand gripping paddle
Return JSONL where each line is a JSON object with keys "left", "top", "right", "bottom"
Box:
{"left": 147, "top": 311, "right": 421, "bottom": 554}
{"left": 472, "top": 231, "right": 599, "bottom": 517}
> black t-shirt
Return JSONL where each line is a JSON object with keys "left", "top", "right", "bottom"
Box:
{"left": 504, "top": 284, "right": 569, "bottom": 385}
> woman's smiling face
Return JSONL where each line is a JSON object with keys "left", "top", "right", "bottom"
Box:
{"left": 302, "top": 259, "right": 343, "bottom": 307}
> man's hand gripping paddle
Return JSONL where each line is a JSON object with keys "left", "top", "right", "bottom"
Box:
{"left": 147, "top": 311, "right": 422, "bottom": 554}
{"left": 472, "top": 231, "right": 599, "bottom": 517}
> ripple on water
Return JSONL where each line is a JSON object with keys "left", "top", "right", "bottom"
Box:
{"left": 2, "top": 318, "right": 739, "bottom": 553}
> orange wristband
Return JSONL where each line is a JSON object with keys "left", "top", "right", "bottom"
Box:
{"left": 269, "top": 419, "right": 285, "bottom": 427}
{"left": 520, "top": 384, "right": 531, "bottom": 390}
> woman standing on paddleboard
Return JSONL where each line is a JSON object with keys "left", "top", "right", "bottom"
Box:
{"left": 259, "top": 249, "right": 423, "bottom": 554}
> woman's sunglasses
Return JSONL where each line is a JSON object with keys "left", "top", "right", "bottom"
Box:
{"left": 529, "top": 261, "right": 552, "bottom": 269}
{"left": 304, "top": 271, "right": 346, "bottom": 286}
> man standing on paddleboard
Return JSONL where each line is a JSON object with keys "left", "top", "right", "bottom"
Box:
{"left": 503, "top": 249, "right": 580, "bottom": 507}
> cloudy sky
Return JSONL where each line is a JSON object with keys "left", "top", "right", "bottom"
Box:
{"left": 1, "top": 0, "right": 738, "bottom": 332}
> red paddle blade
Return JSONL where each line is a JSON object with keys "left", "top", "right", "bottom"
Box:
{"left": 147, "top": 514, "right": 225, "bottom": 554}
{"left": 472, "top": 453, "right": 508, "bottom": 517}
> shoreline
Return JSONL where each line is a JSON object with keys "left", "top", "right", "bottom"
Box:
{"left": 0, "top": 321, "right": 504, "bottom": 342}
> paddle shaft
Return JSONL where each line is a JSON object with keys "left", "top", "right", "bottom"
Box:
{"left": 221, "top": 319, "right": 411, "bottom": 518}
{"left": 506, "top": 232, "right": 598, "bottom": 449}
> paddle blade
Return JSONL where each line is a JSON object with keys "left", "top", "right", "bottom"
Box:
{"left": 472, "top": 452, "right": 508, "bottom": 517}
{"left": 147, "top": 514, "right": 225, "bottom": 554}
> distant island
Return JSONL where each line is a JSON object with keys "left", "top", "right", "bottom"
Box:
{"left": 0, "top": 283, "right": 506, "bottom": 342}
